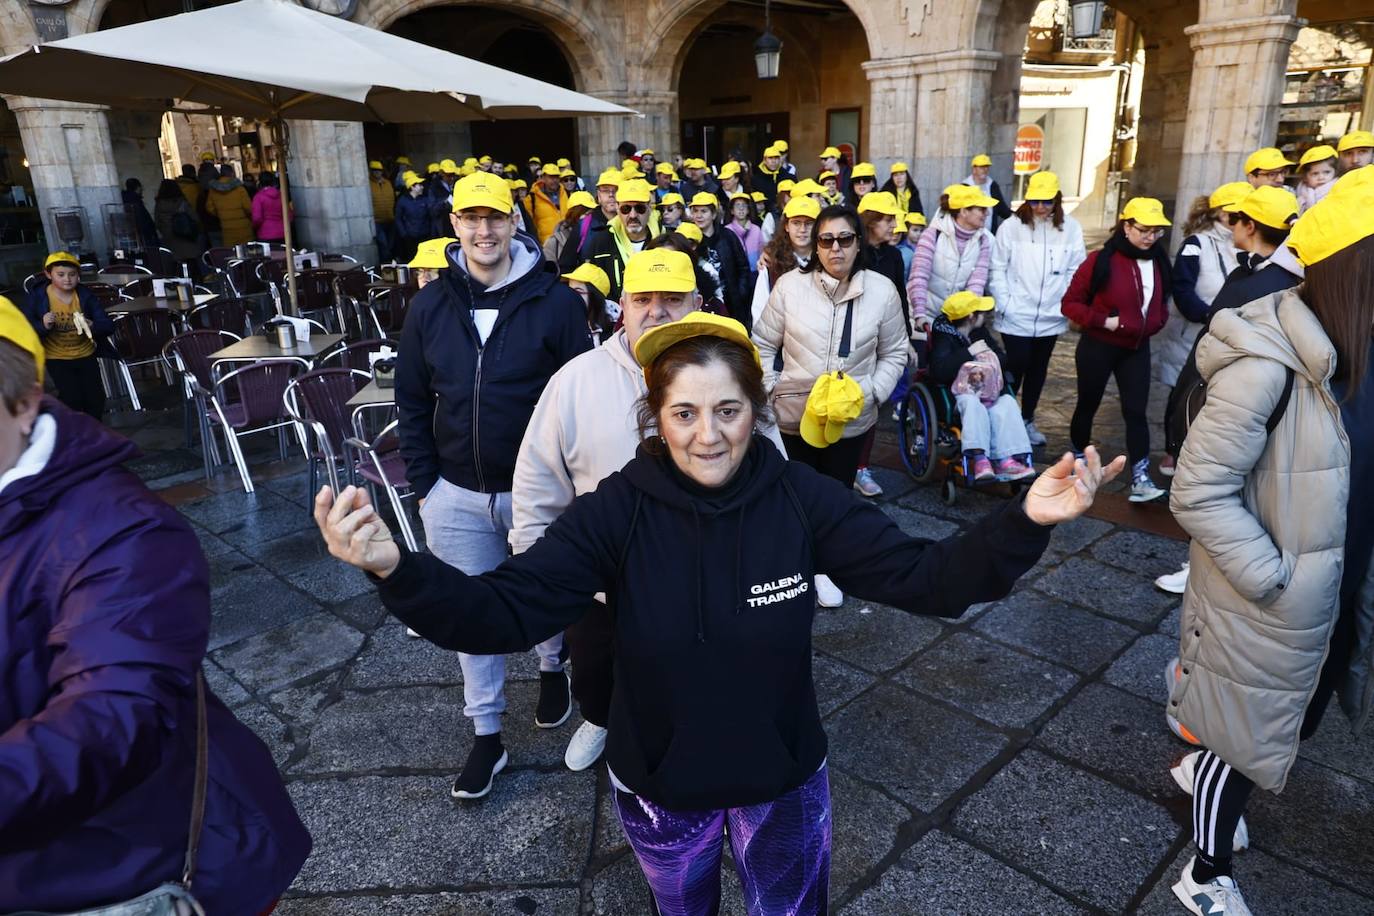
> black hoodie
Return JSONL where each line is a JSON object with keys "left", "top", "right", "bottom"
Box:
{"left": 377, "top": 436, "right": 1051, "bottom": 810}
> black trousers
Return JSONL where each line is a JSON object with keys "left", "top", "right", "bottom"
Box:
{"left": 781, "top": 431, "right": 866, "bottom": 487}
{"left": 47, "top": 356, "right": 106, "bottom": 420}
{"left": 1070, "top": 335, "right": 1151, "bottom": 467}
{"left": 566, "top": 599, "right": 614, "bottom": 728}
{"left": 1001, "top": 333, "right": 1058, "bottom": 421}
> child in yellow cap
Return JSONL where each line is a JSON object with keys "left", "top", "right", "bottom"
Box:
{"left": 1296, "top": 145, "right": 1338, "bottom": 214}
{"left": 18, "top": 252, "right": 115, "bottom": 420}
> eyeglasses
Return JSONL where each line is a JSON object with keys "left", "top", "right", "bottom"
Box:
{"left": 456, "top": 212, "right": 511, "bottom": 229}
{"left": 1126, "top": 222, "right": 1166, "bottom": 239}
{"left": 1028, "top": 199, "right": 1055, "bottom": 207}
{"left": 619, "top": 204, "right": 649, "bottom": 215}
{"left": 817, "top": 232, "right": 858, "bottom": 250}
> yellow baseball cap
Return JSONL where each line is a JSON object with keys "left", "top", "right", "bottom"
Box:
{"left": 676, "top": 223, "right": 703, "bottom": 243}
{"left": 408, "top": 237, "right": 456, "bottom": 269}
{"left": 719, "top": 161, "right": 742, "bottom": 179}
{"left": 851, "top": 162, "right": 877, "bottom": 180}
{"left": 783, "top": 197, "right": 821, "bottom": 220}
{"left": 557, "top": 157, "right": 571, "bottom": 168}
{"left": 596, "top": 168, "right": 623, "bottom": 188}
{"left": 478, "top": 155, "right": 492, "bottom": 165}
{"left": 1025, "top": 171, "right": 1061, "bottom": 201}
{"left": 764, "top": 145, "right": 783, "bottom": 158}
{"left": 971, "top": 154, "right": 992, "bottom": 167}
{"left": 820, "top": 146, "right": 841, "bottom": 159}
{"left": 403, "top": 171, "right": 425, "bottom": 189}
{"left": 689, "top": 191, "right": 719, "bottom": 208}
{"left": 776, "top": 179, "right": 796, "bottom": 193}
{"left": 857, "top": 191, "right": 899, "bottom": 216}
{"left": 451, "top": 172, "right": 513, "bottom": 213}
{"left": 561, "top": 170, "right": 576, "bottom": 179}
{"left": 1298, "top": 145, "right": 1338, "bottom": 169}
{"left": 199, "top": 151, "right": 215, "bottom": 161}
{"left": 633, "top": 311, "right": 759, "bottom": 380}
{"left": 622, "top": 158, "right": 641, "bottom": 173}
{"left": 44, "top": 251, "right": 81, "bottom": 271}
{"left": 727, "top": 191, "right": 750, "bottom": 203}
{"left": 1120, "top": 196, "right": 1171, "bottom": 227}
{"left": 462, "top": 157, "right": 478, "bottom": 169}
{"left": 622, "top": 248, "right": 699, "bottom": 298}
{"left": 617, "top": 180, "right": 654, "bottom": 204}
{"left": 562, "top": 262, "right": 611, "bottom": 298}
{"left": 942, "top": 290, "right": 995, "bottom": 322}
{"left": 1244, "top": 147, "right": 1293, "bottom": 174}
{"left": 945, "top": 184, "right": 998, "bottom": 210}
{"left": 656, "top": 163, "right": 678, "bottom": 177}
{"left": 639, "top": 149, "right": 656, "bottom": 157}
{"left": 528, "top": 155, "right": 542, "bottom": 164}
{"left": 0, "top": 295, "right": 43, "bottom": 383}
{"left": 818, "top": 170, "right": 837, "bottom": 183}
{"left": 507, "top": 178, "right": 528, "bottom": 190}
{"left": 751, "top": 191, "right": 766, "bottom": 203}
{"left": 368, "top": 160, "right": 383, "bottom": 171}
{"left": 659, "top": 192, "right": 685, "bottom": 207}
{"left": 800, "top": 372, "right": 863, "bottom": 448}
{"left": 396, "top": 156, "right": 412, "bottom": 165}
{"left": 792, "top": 179, "right": 825, "bottom": 197}
{"left": 426, "top": 162, "right": 440, "bottom": 173}
{"left": 1287, "top": 167, "right": 1374, "bottom": 265}
{"left": 1208, "top": 181, "right": 1252, "bottom": 210}
{"left": 774, "top": 140, "right": 789, "bottom": 152}
{"left": 1223, "top": 185, "right": 1298, "bottom": 229}
{"left": 439, "top": 158, "right": 460, "bottom": 173}
{"left": 566, "top": 190, "right": 597, "bottom": 211}
{"left": 890, "top": 161, "right": 909, "bottom": 174}
{"left": 1337, "top": 130, "right": 1374, "bottom": 153}
{"left": 905, "top": 212, "right": 927, "bottom": 228}
{"left": 540, "top": 163, "right": 561, "bottom": 176}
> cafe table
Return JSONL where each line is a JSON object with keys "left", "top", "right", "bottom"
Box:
{"left": 112, "top": 292, "right": 217, "bottom": 315}
{"left": 207, "top": 332, "right": 345, "bottom": 364}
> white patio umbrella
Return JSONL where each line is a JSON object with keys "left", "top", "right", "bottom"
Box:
{"left": 0, "top": 0, "right": 636, "bottom": 310}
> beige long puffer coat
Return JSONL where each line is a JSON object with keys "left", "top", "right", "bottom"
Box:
{"left": 753, "top": 266, "right": 908, "bottom": 439}
{"left": 1169, "top": 288, "right": 1350, "bottom": 792}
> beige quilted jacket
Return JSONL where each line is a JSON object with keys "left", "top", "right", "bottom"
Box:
{"left": 1169, "top": 289, "right": 1350, "bottom": 792}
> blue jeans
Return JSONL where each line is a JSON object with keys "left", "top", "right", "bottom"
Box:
{"left": 419, "top": 477, "right": 563, "bottom": 736}
{"left": 956, "top": 393, "right": 1031, "bottom": 460}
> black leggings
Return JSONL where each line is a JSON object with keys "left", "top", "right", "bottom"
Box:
{"left": 47, "top": 356, "right": 106, "bottom": 420}
{"left": 781, "top": 432, "right": 865, "bottom": 488}
{"left": 1070, "top": 335, "right": 1151, "bottom": 467}
{"left": 1001, "top": 333, "right": 1058, "bottom": 421}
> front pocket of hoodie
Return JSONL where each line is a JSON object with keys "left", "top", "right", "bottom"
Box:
{"left": 647, "top": 721, "right": 797, "bottom": 805}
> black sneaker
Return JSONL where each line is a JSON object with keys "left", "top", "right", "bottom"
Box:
{"left": 535, "top": 669, "right": 572, "bottom": 729}
{"left": 450, "top": 733, "right": 507, "bottom": 800}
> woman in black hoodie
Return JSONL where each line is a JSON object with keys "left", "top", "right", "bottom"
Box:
{"left": 315, "top": 312, "right": 1123, "bottom": 916}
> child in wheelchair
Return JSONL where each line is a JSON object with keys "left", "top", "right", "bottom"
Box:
{"left": 928, "top": 291, "right": 1035, "bottom": 482}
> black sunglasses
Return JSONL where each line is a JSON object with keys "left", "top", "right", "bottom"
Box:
{"left": 619, "top": 204, "right": 649, "bottom": 215}
{"left": 817, "top": 232, "right": 858, "bottom": 250}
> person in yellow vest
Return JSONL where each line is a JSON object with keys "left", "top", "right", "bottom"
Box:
{"left": 18, "top": 252, "right": 116, "bottom": 419}
{"left": 526, "top": 163, "right": 566, "bottom": 244}
{"left": 369, "top": 160, "right": 397, "bottom": 262}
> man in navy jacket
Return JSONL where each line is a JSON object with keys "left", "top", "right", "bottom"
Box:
{"left": 396, "top": 171, "right": 591, "bottom": 799}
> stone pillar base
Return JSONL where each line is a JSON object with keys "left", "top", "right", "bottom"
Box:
{"left": 286, "top": 120, "right": 377, "bottom": 264}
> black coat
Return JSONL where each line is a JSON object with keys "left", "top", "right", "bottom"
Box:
{"left": 700, "top": 226, "right": 750, "bottom": 325}
{"left": 393, "top": 193, "right": 431, "bottom": 241}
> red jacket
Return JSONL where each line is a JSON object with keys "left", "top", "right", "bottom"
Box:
{"left": 1061, "top": 249, "right": 1168, "bottom": 350}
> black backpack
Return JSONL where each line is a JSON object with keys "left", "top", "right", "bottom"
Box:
{"left": 1166, "top": 354, "right": 1294, "bottom": 460}
{"left": 171, "top": 203, "right": 198, "bottom": 241}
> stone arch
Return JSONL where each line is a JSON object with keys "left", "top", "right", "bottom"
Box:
{"left": 668, "top": 8, "right": 825, "bottom": 110}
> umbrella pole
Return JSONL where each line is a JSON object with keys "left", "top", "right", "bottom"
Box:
{"left": 274, "top": 116, "right": 300, "bottom": 316}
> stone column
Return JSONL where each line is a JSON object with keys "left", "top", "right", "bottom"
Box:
{"left": 107, "top": 109, "right": 169, "bottom": 188}
{"left": 1174, "top": 14, "right": 1302, "bottom": 222}
{"left": 577, "top": 88, "right": 677, "bottom": 177}
{"left": 285, "top": 119, "right": 377, "bottom": 263}
{"left": 5, "top": 96, "right": 122, "bottom": 260}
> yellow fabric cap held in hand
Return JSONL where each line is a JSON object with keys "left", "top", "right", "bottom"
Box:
{"left": 439, "top": 158, "right": 459, "bottom": 173}
{"left": 783, "top": 197, "right": 821, "bottom": 220}
{"left": 857, "top": 191, "right": 899, "bottom": 216}
{"left": 1025, "top": 171, "right": 1061, "bottom": 201}
{"left": 971, "top": 154, "right": 992, "bottom": 168}
{"left": 633, "top": 311, "right": 759, "bottom": 381}
{"left": 408, "top": 237, "right": 457, "bottom": 269}
{"left": 368, "top": 160, "right": 383, "bottom": 171}
{"left": 565, "top": 190, "right": 597, "bottom": 211}
{"left": 1223, "top": 185, "right": 1298, "bottom": 229}
{"left": 689, "top": 191, "right": 719, "bottom": 209}
{"left": 718, "top": 161, "right": 742, "bottom": 180}
{"left": 1298, "top": 145, "right": 1338, "bottom": 169}
{"left": 0, "top": 296, "right": 44, "bottom": 383}
{"left": 403, "top": 171, "right": 425, "bottom": 189}
{"left": 906, "top": 212, "right": 927, "bottom": 228}
{"left": 1287, "top": 168, "right": 1374, "bottom": 265}
{"left": 617, "top": 180, "right": 654, "bottom": 204}
{"left": 658, "top": 192, "right": 685, "bottom": 208}
{"left": 850, "top": 162, "right": 877, "bottom": 180}
{"left": 596, "top": 169, "right": 623, "bottom": 188}
{"left": 945, "top": 184, "right": 998, "bottom": 210}
{"left": 44, "top": 251, "right": 81, "bottom": 271}
{"left": 541, "top": 163, "right": 561, "bottom": 176}
{"left": 1244, "top": 147, "right": 1293, "bottom": 174}
{"left": 800, "top": 372, "right": 864, "bottom": 448}
{"left": 451, "top": 172, "right": 513, "bottom": 213}
{"left": 890, "top": 161, "right": 909, "bottom": 174}
{"left": 819, "top": 146, "right": 841, "bottom": 159}
{"left": 622, "top": 248, "right": 699, "bottom": 297}
{"left": 1208, "top": 181, "right": 1252, "bottom": 210}
{"left": 1119, "top": 196, "right": 1171, "bottom": 227}
{"left": 562, "top": 262, "right": 611, "bottom": 298}
{"left": 676, "top": 223, "right": 703, "bottom": 243}
{"left": 1338, "top": 130, "right": 1374, "bottom": 153}
{"left": 776, "top": 179, "right": 796, "bottom": 193}
{"left": 941, "top": 290, "right": 995, "bottom": 322}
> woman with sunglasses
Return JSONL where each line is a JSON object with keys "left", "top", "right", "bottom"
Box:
{"left": 754, "top": 205, "right": 907, "bottom": 608}
{"left": 988, "top": 171, "right": 1086, "bottom": 449}
{"left": 1061, "top": 197, "right": 1173, "bottom": 503}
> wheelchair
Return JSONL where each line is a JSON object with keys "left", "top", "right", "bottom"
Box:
{"left": 895, "top": 332, "right": 1036, "bottom": 506}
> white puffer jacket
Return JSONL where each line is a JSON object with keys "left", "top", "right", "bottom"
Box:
{"left": 1155, "top": 223, "right": 1239, "bottom": 387}
{"left": 989, "top": 213, "right": 1086, "bottom": 338}
{"left": 754, "top": 267, "right": 908, "bottom": 438}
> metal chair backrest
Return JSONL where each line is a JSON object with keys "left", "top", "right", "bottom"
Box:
{"left": 22, "top": 271, "right": 45, "bottom": 293}
{"left": 189, "top": 298, "right": 251, "bottom": 334}
{"left": 122, "top": 277, "right": 155, "bottom": 298}
{"left": 370, "top": 286, "right": 416, "bottom": 335}
{"left": 84, "top": 282, "right": 124, "bottom": 309}
{"left": 297, "top": 268, "right": 338, "bottom": 315}
{"left": 318, "top": 337, "right": 400, "bottom": 372}
{"left": 204, "top": 247, "right": 236, "bottom": 271}
{"left": 286, "top": 368, "right": 369, "bottom": 458}
{"left": 218, "top": 359, "right": 308, "bottom": 428}
{"left": 322, "top": 253, "right": 358, "bottom": 264}
{"left": 101, "top": 263, "right": 153, "bottom": 277}
{"left": 165, "top": 329, "right": 241, "bottom": 391}
{"left": 336, "top": 268, "right": 372, "bottom": 303}
{"left": 257, "top": 258, "right": 288, "bottom": 289}
{"left": 112, "top": 311, "right": 178, "bottom": 362}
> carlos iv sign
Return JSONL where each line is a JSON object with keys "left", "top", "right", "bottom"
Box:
{"left": 1014, "top": 124, "right": 1045, "bottom": 176}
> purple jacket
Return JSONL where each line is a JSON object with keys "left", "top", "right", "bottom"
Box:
{"left": 0, "top": 401, "right": 310, "bottom": 913}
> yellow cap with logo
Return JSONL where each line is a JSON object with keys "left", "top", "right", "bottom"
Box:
{"left": 689, "top": 191, "right": 719, "bottom": 208}
{"left": 44, "top": 251, "right": 81, "bottom": 271}
{"left": 1208, "top": 181, "right": 1252, "bottom": 210}
{"left": 451, "top": 172, "right": 513, "bottom": 213}
{"left": 850, "top": 162, "right": 877, "bottom": 180}
{"left": 1244, "top": 147, "right": 1293, "bottom": 174}
{"left": 801, "top": 372, "right": 864, "bottom": 448}
{"left": 596, "top": 168, "right": 623, "bottom": 188}
{"left": 622, "top": 248, "right": 699, "bottom": 297}
{"left": 408, "top": 237, "right": 456, "bottom": 269}
{"left": 857, "top": 191, "right": 899, "bottom": 216}
{"left": 945, "top": 184, "right": 998, "bottom": 210}
{"left": 566, "top": 190, "right": 597, "bottom": 211}
{"left": 1223, "top": 185, "right": 1298, "bottom": 229}
{"left": 562, "top": 262, "right": 611, "bottom": 298}
{"left": 633, "top": 311, "right": 758, "bottom": 381}
{"left": 1120, "top": 196, "right": 1171, "bottom": 227}
{"left": 783, "top": 197, "right": 821, "bottom": 220}
{"left": 1337, "top": 130, "right": 1374, "bottom": 153}
{"left": 659, "top": 192, "right": 685, "bottom": 207}
{"left": 676, "top": 223, "right": 703, "bottom": 243}
{"left": 819, "top": 146, "right": 841, "bottom": 159}
{"left": 1025, "top": 171, "right": 1061, "bottom": 201}
{"left": 617, "top": 180, "right": 654, "bottom": 204}
{"left": 971, "top": 154, "right": 992, "bottom": 167}
{"left": 0, "top": 295, "right": 43, "bottom": 382}
{"left": 1287, "top": 166, "right": 1374, "bottom": 265}
{"left": 1298, "top": 145, "right": 1338, "bottom": 169}
{"left": 942, "top": 290, "right": 995, "bottom": 322}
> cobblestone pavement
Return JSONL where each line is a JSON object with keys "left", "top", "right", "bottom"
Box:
{"left": 108, "top": 335, "right": 1373, "bottom": 915}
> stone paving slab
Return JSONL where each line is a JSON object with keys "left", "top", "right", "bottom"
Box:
{"left": 972, "top": 591, "right": 1139, "bottom": 673}
{"left": 1033, "top": 555, "right": 1175, "bottom": 628}
{"left": 812, "top": 602, "right": 943, "bottom": 674}
{"left": 212, "top": 611, "right": 365, "bottom": 694}
{"left": 274, "top": 890, "right": 581, "bottom": 915}
{"left": 1103, "top": 632, "right": 1178, "bottom": 702}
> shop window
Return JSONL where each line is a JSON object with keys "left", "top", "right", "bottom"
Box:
{"left": 1016, "top": 107, "right": 1087, "bottom": 198}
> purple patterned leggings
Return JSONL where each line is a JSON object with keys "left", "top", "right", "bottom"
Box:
{"left": 613, "top": 763, "right": 832, "bottom": 916}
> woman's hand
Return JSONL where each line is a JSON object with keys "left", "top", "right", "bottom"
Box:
{"left": 314, "top": 485, "right": 401, "bottom": 578}
{"left": 1023, "top": 446, "right": 1126, "bottom": 526}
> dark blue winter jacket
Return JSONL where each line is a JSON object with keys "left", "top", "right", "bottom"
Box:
{"left": 396, "top": 233, "right": 591, "bottom": 498}
{"left": 394, "top": 192, "right": 432, "bottom": 240}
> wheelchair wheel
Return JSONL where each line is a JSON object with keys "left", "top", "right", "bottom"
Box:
{"left": 897, "top": 383, "right": 941, "bottom": 483}
{"left": 942, "top": 477, "right": 958, "bottom": 506}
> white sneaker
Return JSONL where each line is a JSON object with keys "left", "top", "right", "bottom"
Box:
{"left": 1024, "top": 420, "right": 1047, "bottom": 447}
{"left": 1169, "top": 752, "right": 1249, "bottom": 850}
{"left": 1155, "top": 562, "right": 1190, "bottom": 595}
{"left": 1130, "top": 475, "right": 1166, "bottom": 503}
{"left": 853, "top": 467, "right": 883, "bottom": 498}
{"left": 564, "top": 720, "right": 608, "bottom": 771}
{"left": 1172, "top": 856, "right": 1253, "bottom": 916}
{"left": 815, "top": 574, "right": 844, "bottom": 608}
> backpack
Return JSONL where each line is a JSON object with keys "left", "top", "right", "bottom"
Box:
{"left": 1165, "top": 354, "right": 1294, "bottom": 460}
{"left": 171, "top": 203, "right": 198, "bottom": 241}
